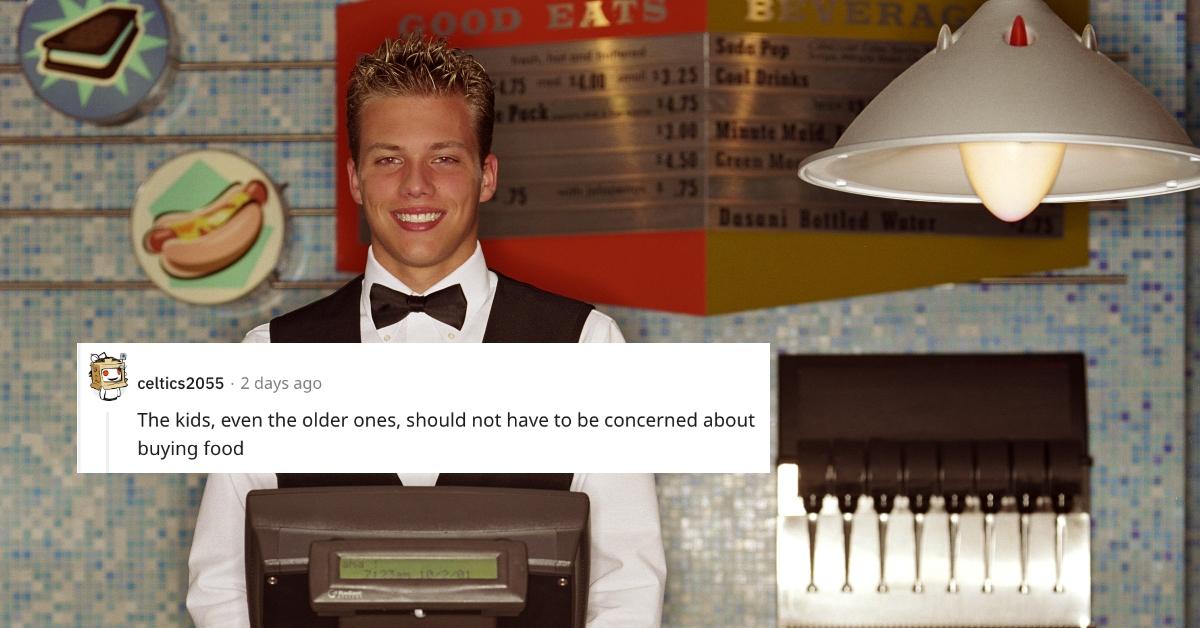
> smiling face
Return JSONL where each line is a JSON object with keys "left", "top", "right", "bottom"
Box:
{"left": 347, "top": 95, "right": 498, "bottom": 291}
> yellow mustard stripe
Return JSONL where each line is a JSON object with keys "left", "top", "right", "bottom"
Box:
{"left": 172, "top": 191, "right": 253, "bottom": 240}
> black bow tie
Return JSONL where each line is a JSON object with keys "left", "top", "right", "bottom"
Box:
{"left": 370, "top": 283, "right": 467, "bottom": 330}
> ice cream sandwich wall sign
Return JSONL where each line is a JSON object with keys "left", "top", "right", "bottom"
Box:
{"left": 131, "top": 150, "right": 286, "bottom": 304}
{"left": 18, "top": 0, "right": 175, "bottom": 124}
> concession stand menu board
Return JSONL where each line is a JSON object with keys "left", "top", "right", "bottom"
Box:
{"left": 336, "top": 0, "right": 1090, "bottom": 315}
{"left": 470, "top": 35, "right": 707, "bottom": 237}
{"left": 476, "top": 32, "right": 1068, "bottom": 239}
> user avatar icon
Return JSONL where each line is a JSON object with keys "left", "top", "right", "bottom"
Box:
{"left": 89, "top": 352, "right": 127, "bottom": 401}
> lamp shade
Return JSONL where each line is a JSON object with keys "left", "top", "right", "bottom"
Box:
{"left": 798, "top": 0, "right": 1200, "bottom": 205}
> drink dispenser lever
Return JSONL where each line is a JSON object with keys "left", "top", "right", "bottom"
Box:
{"left": 975, "top": 441, "right": 1010, "bottom": 594}
{"left": 1011, "top": 441, "right": 1048, "bottom": 595}
{"left": 774, "top": 354, "right": 1092, "bottom": 627}
{"left": 903, "top": 442, "right": 938, "bottom": 594}
{"left": 831, "top": 441, "right": 866, "bottom": 593}
{"left": 798, "top": 441, "right": 832, "bottom": 593}
{"left": 867, "top": 441, "right": 902, "bottom": 594}
{"left": 939, "top": 442, "right": 973, "bottom": 594}
{"left": 1047, "top": 440, "right": 1085, "bottom": 594}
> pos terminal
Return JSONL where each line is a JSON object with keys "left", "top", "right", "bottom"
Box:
{"left": 245, "top": 486, "right": 590, "bottom": 628}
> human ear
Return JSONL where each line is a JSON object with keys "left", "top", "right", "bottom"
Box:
{"left": 346, "top": 157, "right": 364, "bottom": 206}
{"left": 478, "top": 153, "right": 498, "bottom": 203}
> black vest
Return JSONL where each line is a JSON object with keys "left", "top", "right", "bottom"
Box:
{"left": 259, "top": 273, "right": 593, "bottom": 627}
{"left": 269, "top": 272, "right": 595, "bottom": 344}
{"left": 269, "top": 271, "right": 592, "bottom": 491}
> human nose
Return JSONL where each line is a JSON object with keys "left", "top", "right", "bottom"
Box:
{"left": 401, "top": 163, "right": 433, "bottom": 197}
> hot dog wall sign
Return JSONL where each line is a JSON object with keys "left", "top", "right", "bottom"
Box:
{"left": 131, "top": 150, "right": 286, "bottom": 304}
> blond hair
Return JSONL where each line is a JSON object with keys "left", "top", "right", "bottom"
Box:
{"left": 346, "top": 34, "right": 495, "bottom": 163}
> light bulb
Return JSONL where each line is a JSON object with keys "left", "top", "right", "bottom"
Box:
{"left": 958, "top": 142, "right": 1066, "bottom": 221}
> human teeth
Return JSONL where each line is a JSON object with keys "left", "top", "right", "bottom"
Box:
{"left": 396, "top": 212, "right": 440, "bottom": 223}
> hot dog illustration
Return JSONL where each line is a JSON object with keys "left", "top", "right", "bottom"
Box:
{"left": 142, "top": 180, "right": 267, "bottom": 278}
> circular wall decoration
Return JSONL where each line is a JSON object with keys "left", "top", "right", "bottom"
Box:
{"left": 132, "top": 150, "right": 287, "bottom": 304}
{"left": 17, "top": 0, "right": 177, "bottom": 125}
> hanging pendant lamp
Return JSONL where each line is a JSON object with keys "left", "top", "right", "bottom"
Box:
{"left": 798, "top": 0, "right": 1200, "bottom": 222}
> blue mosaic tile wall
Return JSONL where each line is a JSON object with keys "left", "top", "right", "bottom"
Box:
{"left": 1186, "top": 0, "right": 1200, "bottom": 622}
{"left": 1, "top": 0, "right": 1195, "bottom": 626}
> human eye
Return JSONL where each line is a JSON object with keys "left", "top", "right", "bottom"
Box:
{"left": 432, "top": 155, "right": 461, "bottom": 165}
{"left": 373, "top": 155, "right": 402, "bottom": 167}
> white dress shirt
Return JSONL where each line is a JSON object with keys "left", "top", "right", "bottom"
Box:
{"left": 186, "top": 244, "right": 666, "bottom": 627}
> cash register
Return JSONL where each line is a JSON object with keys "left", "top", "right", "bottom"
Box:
{"left": 245, "top": 486, "right": 590, "bottom": 627}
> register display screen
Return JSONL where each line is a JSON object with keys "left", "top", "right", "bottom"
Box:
{"left": 339, "top": 556, "right": 499, "bottom": 580}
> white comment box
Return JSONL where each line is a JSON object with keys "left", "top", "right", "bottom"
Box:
{"left": 77, "top": 343, "right": 769, "bottom": 473}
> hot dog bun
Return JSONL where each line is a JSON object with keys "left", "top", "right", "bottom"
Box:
{"left": 160, "top": 203, "right": 263, "bottom": 278}
{"left": 144, "top": 181, "right": 269, "bottom": 253}
{"left": 141, "top": 180, "right": 270, "bottom": 279}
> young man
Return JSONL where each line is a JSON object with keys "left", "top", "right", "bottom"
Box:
{"left": 186, "top": 35, "right": 666, "bottom": 627}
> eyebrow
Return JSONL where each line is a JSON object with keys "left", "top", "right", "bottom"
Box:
{"left": 363, "top": 142, "right": 401, "bottom": 154}
{"left": 363, "top": 141, "right": 470, "bottom": 153}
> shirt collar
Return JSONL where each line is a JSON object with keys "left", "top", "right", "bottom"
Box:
{"left": 362, "top": 243, "right": 490, "bottom": 326}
